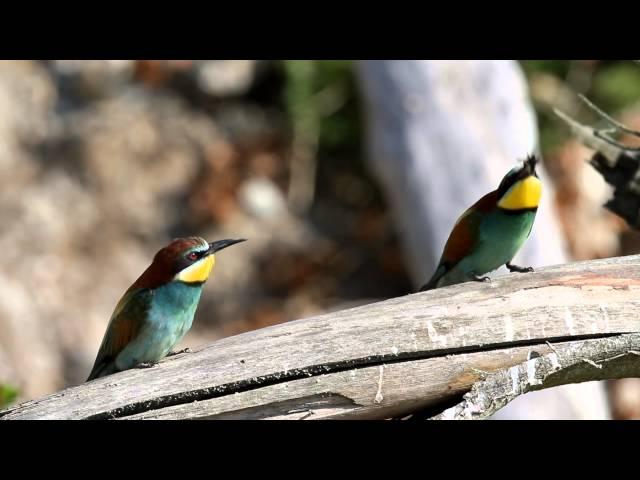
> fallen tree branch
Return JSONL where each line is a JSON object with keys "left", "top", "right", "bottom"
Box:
{"left": 2, "top": 255, "right": 640, "bottom": 420}
{"left": 431, "top": 333, "right": 640, "bottom": 419}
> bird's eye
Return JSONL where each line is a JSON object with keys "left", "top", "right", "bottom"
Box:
{"left": 187, "top": 252, "right": 198, "bottom": 261}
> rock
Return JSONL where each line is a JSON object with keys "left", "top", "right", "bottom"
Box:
{"left": 239, "top": 177, "right": 289, "bottom": 219}
{"left": 48, "top": 60, "right": 135, "bottom": 100}
{"left": 193, "top": 60, "right": 258, "bottom": 97}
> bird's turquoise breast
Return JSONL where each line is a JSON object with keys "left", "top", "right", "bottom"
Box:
{"left": 116, "top": 282, "right": 203, "bottom": 369}
{"left": 149, "top": 281, "right": 203, "bottom": 336}
{"left": 461, "top": 209, "right": 536, "bottom": 275}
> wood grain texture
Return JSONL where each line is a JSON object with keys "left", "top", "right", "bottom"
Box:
{"left": 2, "top": 255, "right": 640, "bottom": 420}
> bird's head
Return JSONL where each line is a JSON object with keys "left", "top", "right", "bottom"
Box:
{"left": 496, "top": 154, "right": 542, "bottom": 211}
{"left": 133, "top": 237, "right": 246, "bottom": 289}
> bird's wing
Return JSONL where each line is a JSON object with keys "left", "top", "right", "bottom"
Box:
{"left": 86, "top": 288, "right": 152, "bottom": 381}
{"left": 420, "top": 191, "right": 498, "bottom": 291}
{"left": 440, "top": 190, "right": 498, "bottom": 266}
{"left": 439, "top": 209, "right": 483, "bottom": 265}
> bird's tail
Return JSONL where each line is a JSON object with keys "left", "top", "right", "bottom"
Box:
{"left": 418, "top": 282, "right": 434, "bottom": 292}
{"left": 86, "top": 359, "right": 118, "bottom": 382}
{"left": 418, "top": 265, "right": 447, "bottom": 292}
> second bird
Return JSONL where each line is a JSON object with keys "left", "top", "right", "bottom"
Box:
{"left": 87, "top": 236, "right": 246, "bottom": 381}
{"left": 419, "top": 155, "right": 542, "bottom": 291}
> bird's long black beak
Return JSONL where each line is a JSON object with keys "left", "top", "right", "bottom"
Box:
{"left": 208, "top": 238, "right": 247, "bottom": 254}
{"left": 524, "top": 154, "right": 539, "bottom": 177}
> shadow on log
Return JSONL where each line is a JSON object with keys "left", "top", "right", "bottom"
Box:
{"left": 2, "top": 255, "right": 640, "bottom": 420}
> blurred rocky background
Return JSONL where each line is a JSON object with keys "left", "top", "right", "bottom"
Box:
{"left": 0, "top": 60, "right": 638, "bottom": 419}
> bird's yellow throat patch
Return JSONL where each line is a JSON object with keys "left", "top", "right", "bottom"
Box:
{"left": 176, "top": 255, "right": 215, "bottom": 283}
{"left": 498, "top": 176, "right": 542, "bottom": 210}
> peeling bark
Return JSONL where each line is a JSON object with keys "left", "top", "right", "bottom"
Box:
{"left": 432, "top": 333, "right": 640, "bottom": 420}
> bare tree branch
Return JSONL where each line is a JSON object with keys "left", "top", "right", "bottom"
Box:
{"left": 431, "top": 333, "right": 640, "bottom": 420}
{"left": 578, "top": 94, "right": 640, "bottom": 141}
{"left": 555, "top": 104, "right": 640, "bottom": 228}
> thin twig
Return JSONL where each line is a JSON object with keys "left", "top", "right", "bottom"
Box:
{"left": 594, "top": 130, "right": 640, "bottom": 152}
{"left": 579, "top": 94, "right": 640, "bottom": 138}
{"left": 578, "top": 94, "right": 640, "bottom": 151}
{"left": 582, "top": 358, "right": 603, "bottom": 369}
{"left": 598, "top": 351, "right": 640, "bottom": 364}
{"left": 554, "top": 107, "right": 628, "bottom": 164}
{"left": 545, "top": 341, "right": 560, "bottom": 356}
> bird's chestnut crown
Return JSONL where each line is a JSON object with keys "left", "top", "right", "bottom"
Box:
{"left": 143, "top": 237, "right": 245, "bottom": 285}
{"left": 128, "top": 237, "right": 246, "bottom": 290}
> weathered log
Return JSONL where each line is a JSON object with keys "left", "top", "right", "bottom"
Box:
{"left": 2, "top": 255, "right": 640, "bottom": 420}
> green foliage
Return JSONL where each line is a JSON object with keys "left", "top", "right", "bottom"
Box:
{"left": 313, "top": 61, "right": 359, "bottom": 151}
{"left": 0, "top": 384, "right": 18, "bottom": 408}
{"left": 590, "top": 63, "right": 640, "bottom": 112}
{"left": 283, "top": 60, "right": 319, "bottom": 140}
{"left": 283, "top": 60, "right": 372, "bottom": 210}
{"left": 520, "top": 60, "right": 571, "bottom": 79}
{"left": 283, "top": 60, "right": 359, "bottom": 153}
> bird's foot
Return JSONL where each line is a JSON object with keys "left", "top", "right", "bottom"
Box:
{"left": 471, "top": 274, "right": 491, "bottom": 283}
{"left": 167, "top": 348, "right": 192, "bottom": 357}
{"left": 506, "top": 262, "right": 534, "bottom": 273}
{"left": 136, "top": 361, "right": 158, "bottom": 369}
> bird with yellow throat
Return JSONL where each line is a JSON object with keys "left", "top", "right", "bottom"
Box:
{"left": 86, "top": 237, "right": 246, "bottom": 381}
{"left": 419, "top": 155, "right": 542, "bottom": 291}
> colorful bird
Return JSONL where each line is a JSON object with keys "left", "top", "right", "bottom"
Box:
{"left": 87, "top": 236, "right": 246, "bottom": 381}
{"left": 419, "top": 155, "right": 541, "bottom": 291}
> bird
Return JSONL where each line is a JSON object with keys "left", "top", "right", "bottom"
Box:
{"left": 86, "top": 236, "right": 246, "bottom": 381}
{"left": 419, "top": 154, "right": 541, "bottom": 291}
